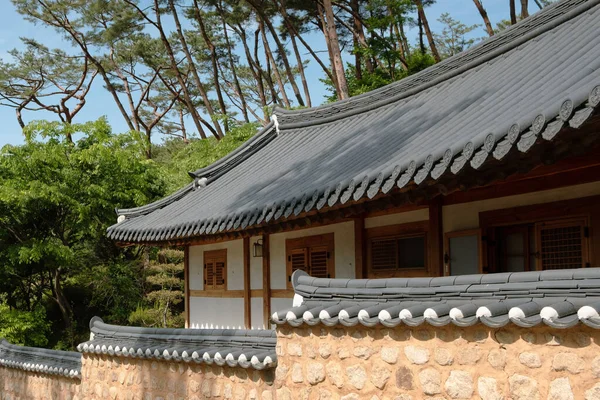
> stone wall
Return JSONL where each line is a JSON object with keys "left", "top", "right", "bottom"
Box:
{"left": 274, "top": 324, "right": 600, "bottom": 400}
{"left": 0, "top": 366, "right": 80, "bottom": 400}
{"left": 4, "top": 324, "right": 600, "bottom": 400}
{"left": 79, "top": 354, "right": 275, "bottom": 400}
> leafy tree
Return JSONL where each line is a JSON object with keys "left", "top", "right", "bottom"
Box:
{"left": 0, "top": 39, "right": 96, "bottom": 133}
{"left": 434, "top": 13, "right": 481, "bottom": 59}
{"left": 156, "top": 122, "right": 260, "bottom": 192}
{"left": 0, "top": 298, "right": 51, "bottom": 347}
{"left": 128, "top": 249, "right": 185, "bottom": 328}
{"left": 0, "top": 118, "right": 165, "bottom": 346}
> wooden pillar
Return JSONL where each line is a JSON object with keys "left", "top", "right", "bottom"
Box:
{"left": 262, "top": 234, "right": 271, "bottom": 329}
{"left": 429, "top": 196, "right": 444, "bottom": 277}
{"left": 184, "top": 246, "right": 190, "bottom": 328}
{"left": 354, "top": 217, "right": 365, "bottom": 279}
{"left": 243, "top": 237, "right": 252, "bottom": 329}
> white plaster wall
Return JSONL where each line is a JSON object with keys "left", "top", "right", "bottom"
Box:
{"left": 269, "top": 221, "right": 356, "bottom": 289}
{"left": 189, "top": 297, "right": 245, "bottom": 328}
{"left": 250, "top": 298, "right": 264, "bottom": 329}
{"left": 271, "top": 298, "right": 293, "bottom": 318}
{"left": 249, "top": 235, "right": 263, "bottom": 289}
{"left": 188, "top": 240, "right": 244, "bottom": 290}
{"left": 443, "top": 181, "right": 600, "bottom": 233}
{"left": 365, "top": 208, "right": 429, "bottom": 228}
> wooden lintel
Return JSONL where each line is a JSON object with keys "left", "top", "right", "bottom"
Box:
{"left": 243, "top": 237, "right": 251, "bottom": 329}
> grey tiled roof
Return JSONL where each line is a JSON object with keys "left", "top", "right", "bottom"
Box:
{"left": 77, "top": 317, "right": 277, "bottom": 370}
{"left": 0, "top": 339, "right": 81, "bottom": 379}
{"left": 271, "top": 269, "right": 600, "bottom": 329}
{"left": 108, "top": 0, "right": 600, "bottom": 243}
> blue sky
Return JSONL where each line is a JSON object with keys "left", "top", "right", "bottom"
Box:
{"left": 0, "top": 0, "right": 539, "bottom": 147}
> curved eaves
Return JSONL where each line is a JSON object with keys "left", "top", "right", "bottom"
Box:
{"left": 106, "top": 0, "right": 600, "bottom": 245}
{"left": 110, "top": 84, "right": 600, "bottom": 244}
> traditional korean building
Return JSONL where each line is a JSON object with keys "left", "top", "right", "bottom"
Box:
{"left": 107, "top": 0, "right": 600, "bottom": 331}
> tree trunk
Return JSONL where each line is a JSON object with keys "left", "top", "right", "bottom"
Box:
{"left": 352, "top": 0, "right": 370, "bottom": 77}
{"left": 520, "top": 0, "right": 529, "bottom": 19}
{"left": 220, "top": 16, "right": 251, "bottom": 122}
{"left": 317, "top": 3, "right": 341, "bottom": 98}
{"left": 418, "top": 12, "right": 426, "bottom": 54}
{"left": 192, "top": 0, "right": 229, "bottom": 132}
{"left": 275, "top": 0, "right": 335, "bottom": 84}
{"left": 277, "top": 1, "right": 311, "bottom": 107}
{"left": 290, "top": 32, "right": 312, "bottom": 108}
{"left": 52, "top": 268, "right": 73, "bottom": 342}
{"left": 148, "top": 0, "right": 214, "bottom": 139}
{"left": 248, "top": 0, "right": 305, "bottom": 106}
{"left": 510, "top": 0, "right": 518, "bottom": 24}
{"left": 414, "top": 0, "right": 441, "bottom": 62}
{"left": 399, "top": 20, "right": 410, "bottom": 61}
{"left": 170, "top": 0, "right": 222, "bottom": 138}
{"left": 321, "top": 0, "right": 349, "bottom": 99}
{"left": 260, "top": 21, "right": 291, "bottom": 108}
{"left": 264, "top": 19, "right": 305, "bottom": 107}
{"left": 255, "top": 28, "right": 280, "bottom": 106}
{"left": 236, "top": 25, "right": 269, "bottom": 121}
{"left": 473, "top": 0, "right": 495, "bottom": 36}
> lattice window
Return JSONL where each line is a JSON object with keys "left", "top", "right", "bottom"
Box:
{"left": 289, "top": 248, "right": 308, "bottom": 274}
{"left": 309, "top": 246, "right": 330, "bottom": 278}
{"left": 204, "top": 249, "right": 227, "bottom": 290}
{"left": 371, "top": 238, "right": 397, "bottom": 271}
{"left": 286, "top": 234, "right": 334, "bottom": 287}
{"left": 536, "top": 218, "right": 589, "bottom": 270}
{"left": 369, "top": 234, "right": 426, "bottom": 273}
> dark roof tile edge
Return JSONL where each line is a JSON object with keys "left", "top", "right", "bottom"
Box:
{"left": 0, "top": 339, "right": 81, "bottom": 379}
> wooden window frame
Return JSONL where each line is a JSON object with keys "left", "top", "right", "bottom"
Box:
{"left": 534, "top": 217, "right": 590, "bottom": 270}
{"left": 443, "top": 229, "right": 483, "bottom": 276}
{"left": 203, "top": 249, "right": 227, "bottom": 292}
{"left": 286, "top": 233, "right": 335, "bottom": 288}
{"left": 479, "top": 196, "right": 597, "bottom": 271}
{"left": 366, "top": 221, "right": 429, "bottom": 278}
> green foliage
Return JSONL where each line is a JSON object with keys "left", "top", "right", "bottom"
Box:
{"left": 0, "top": 118, "right": 166, "bottom": 347}
{"left": 156, "top": 122, "right": 260, "bottom": 192}
{"left": 0, "top": 299, "right": 51, "bottom": 347}
{"left": 128, "top": 249, "right": 185, "bottom": 328}
{"left": 434, "top": 13, "right": 481, "bottom": 59}
{"left": 323, "top": 51, "right": 435, "bottom": 102}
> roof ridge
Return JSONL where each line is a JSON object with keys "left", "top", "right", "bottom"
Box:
{"left": 275, "top": 269, "right": 600, "bottom": 329}
{"left": 78, "top": 317, "right": 277, "bottom": 370}
{"left": 0, "top": 339, "right": 82, "bottom": 379}
{"left": 274, "top": 0, "right": 598, "bottom": 129}
{"left": 113, "top": 122, "right": 276, "bottom": 220}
